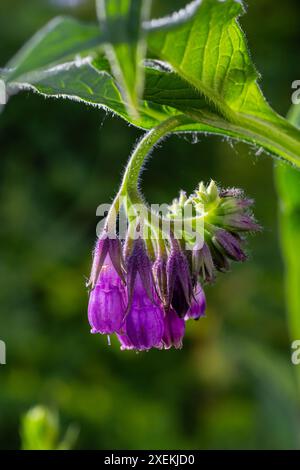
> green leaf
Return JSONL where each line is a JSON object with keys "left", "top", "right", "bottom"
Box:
{"left": 143, "top": 63, "right": 298, "bottom": 149}
{"left": 2, "top": 1, "right": 201, "bottom": 86}
{"left": 9, "top": 56, "right": 300, "bottom": 158}
{"left": 4, "top": 56, "right": 272, "bottom": 145}
{"left": 2, "top": 0, "right": 300, "bottom": 168}
{"left": 5, "top": 17, "right": 102, "bottom": 83}
{"left": 0, "top": 54, "right": 252, "bottom": 142}
{"left": 9, "top": 58, "right": 176, "bottom": 130}
{"left": 148, "top": 0, "right": 300, "bottom": 166}
{"left": 2, "top": 1, "right": 200, "bottom": 113}
{"left": 96, "top": 0, "right": 152, "bottom": 118}
{"left": 275, "top": 106, "right": 300, "bottom": 346}
{"left": 143, "top": 0, "right": 202, "bottom": 33}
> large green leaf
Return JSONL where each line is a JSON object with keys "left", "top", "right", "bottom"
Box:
{"left": 148, "top": 0, "right": 300, "bottom": 166}
{"left": 4, "top": 17, "right": 102, "bottom": 83}
{"left": 143, "top": 64, "right": 300, "bottom": 152}
{"left": 8, "top": 57, "right": 300, "bottom": 163}
{"left": 96, "top": 0, "right": 152, "bottom": 118}
{"left": 275, "top": 106, "right": 300, "bottom": 346}
{"left": 1, "top": 57, "right": 270, "bottom": 143}
{"left": 8, "top": 58, "right": 176, "bottom": 130}
{"left": 0, "top": 0, "right": 199, "bottom": 104}
{"left": 2, "top": 0, "right": 300, "bottom": 167}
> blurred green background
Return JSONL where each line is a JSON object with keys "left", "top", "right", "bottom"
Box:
{"left": 0, "top": 0, "right": 300, "bottom": 450}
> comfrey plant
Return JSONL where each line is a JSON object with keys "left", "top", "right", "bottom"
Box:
{"left": 1, "top": 1, "right": 300, "bottom": 351}
{"left": 87, "top": 180, "right": 259, "bottom": 350}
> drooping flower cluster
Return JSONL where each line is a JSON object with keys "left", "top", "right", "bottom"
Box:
{"left": 87, "top": 181, "right": 259, "bottom": 351}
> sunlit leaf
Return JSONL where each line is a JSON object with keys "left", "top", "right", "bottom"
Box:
{"left": 5, "top": 17, "right": 102, "bottom": 83}
{"left": 148, "top": 0, "right": 300, "bottom": 166}
{"left": 96, "top": 0, "right": 152, "bottom": 118}
{"left": 143, "top": 0, "right": 202, "bottom": 33}
{"left": 8, "top": 58, "right": 176, "bottom": 130}
{"left": 8, "top": 57, "right": 300, "bottom": 163}
{"left": 4, "top": 57, "right": 274, "bottom": 147}
{"left": 1, "top": 0, "right": 300, "bottom": 167}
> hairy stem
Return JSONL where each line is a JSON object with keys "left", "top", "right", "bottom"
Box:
{"left": 106, "top": 114, "right": 191, "bottom": 243}
{"left": 120, "top": 114, "right": 192, "bottom": 196}
{"left": 104, "top": 115, "right": 190, "bottom": 237}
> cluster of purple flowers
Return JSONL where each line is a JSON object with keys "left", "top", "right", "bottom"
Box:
{"left": 87, "top": 183, "right": 259, "bottom": 351}
{"left": 88, "top": 236, "right": 206, "bottom": 351}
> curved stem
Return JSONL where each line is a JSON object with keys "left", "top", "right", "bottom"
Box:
{"left": 106, "top": 114, "right": 192, "bottom": 243}
{"left": 120, "top": 114, "right": 192, "bottom": 196}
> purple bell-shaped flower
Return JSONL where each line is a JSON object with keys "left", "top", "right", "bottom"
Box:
{"left": 88, "top": 231, "right": 125, "bottom": 288}
{"left": 117, "top": 237, "right": 165, "bottom": 350}
{"left": 120, "top": 274, "right": 164, "bottom": 351}
{"left": 88, "top": 256, "right": 126, "bottom": 335}
{"left": 162, "top": 308, "right": 185, "bottom": 349}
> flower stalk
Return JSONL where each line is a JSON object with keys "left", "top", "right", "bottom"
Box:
{"left": 87, "top": 116, "right": 260, "bottom": 351}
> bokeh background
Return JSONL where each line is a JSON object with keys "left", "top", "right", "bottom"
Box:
{"left": 0, "top": 0, "right": 300, "bottom": 450}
